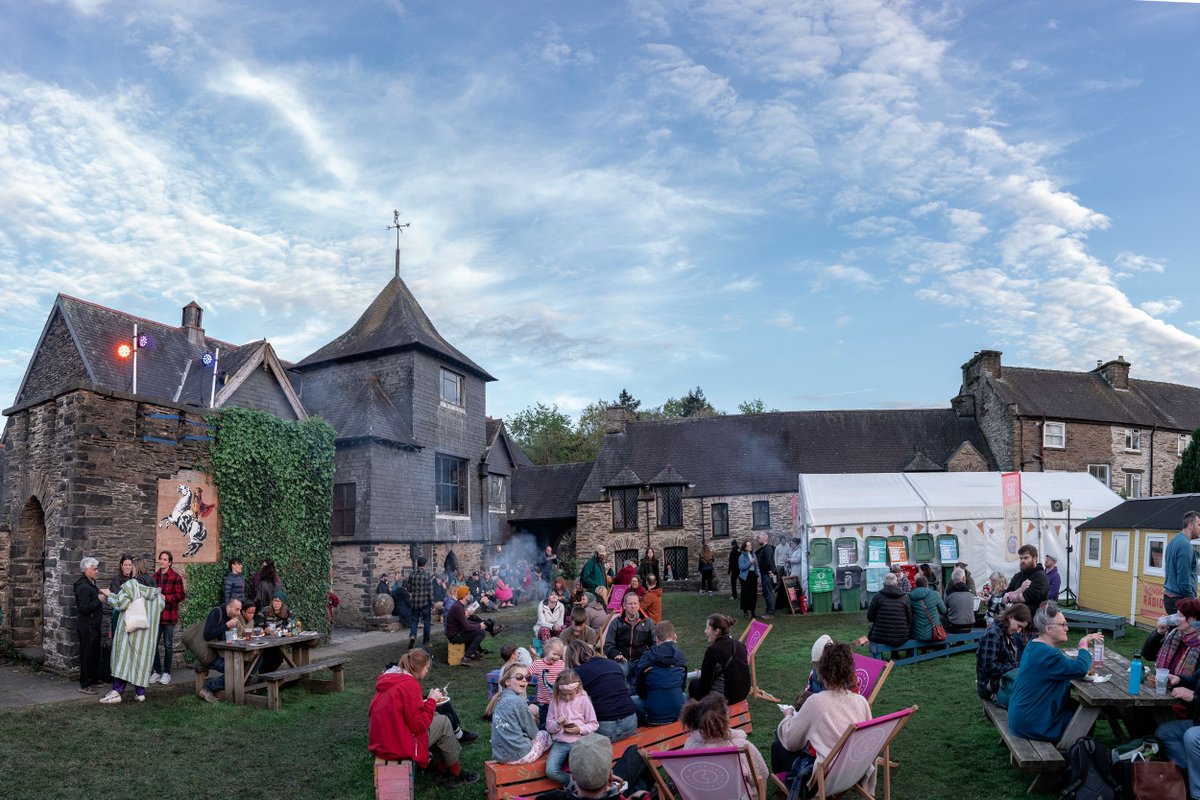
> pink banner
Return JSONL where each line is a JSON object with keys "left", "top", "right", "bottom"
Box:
{"left": 1001, "top": 471, "right": 1022, "bottom": 562}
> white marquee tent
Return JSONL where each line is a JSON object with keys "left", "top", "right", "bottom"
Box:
{"left": 796, "top": 471, "right": 1124, "bottom": 600}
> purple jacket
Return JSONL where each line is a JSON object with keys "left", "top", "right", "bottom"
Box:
{"left": 1046, "top": 566, "right": 1061, "bottom": 604}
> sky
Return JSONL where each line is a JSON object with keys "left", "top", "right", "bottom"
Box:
{"left": 1, "top": 0, "right": 1199, "bottom": 422}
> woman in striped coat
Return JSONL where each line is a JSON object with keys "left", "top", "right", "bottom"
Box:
{"left": 98, "top": 578, "right": 164, "bottom": 704}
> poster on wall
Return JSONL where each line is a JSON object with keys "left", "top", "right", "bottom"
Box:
{"left": 1138, "top": 581, "right": 1165, "bottom": 627}
{"left": 156, "top": 470, "right": 221, "bottom": 563}
{"left": 1001, "top": 471, "right": 1022, "bottom": 563}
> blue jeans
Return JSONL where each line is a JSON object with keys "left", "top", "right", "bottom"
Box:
{"left": 410, "top": 604, "right": 431, "bottom": 644}
{"left": 546, "top": 740, "right": 572, "bottom": 785}
{"left": 1157, "top": 719, "right": 1200, "bottom": 798}
{"left": 151, "top": 623, "right": 175, "bottom": 676}
{"left": 761, "top": 574, "right": 776, "bottom": 614}
{"left": 596, "top": 713, "right": 638, "bottom": 742}
{"left": 204, "top": 655, "right": 226, "bottom": 693}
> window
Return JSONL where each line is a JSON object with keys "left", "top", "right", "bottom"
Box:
{"left": 488, "top": 474, "right": 506, "bottom": 512}
{"left": 711, "top": 503, "right": 729, "bottom": 539}
{"left": 1087, "top": 464, "right": 1111, "bottom": 488}
{"left": 656, "top": 486, "right": 683, "bottom": 528}
{"left": 331, "top": 482, "right": 355, "bottom": 537}
{"left": 435, "top": 453, "right": 468, "bottom": 515}
{"left": 1144, "top": 533, "right": 1167, "bottom": 577}
{"left": 664, "top": 546, "right": 689, "bottom": 580}
{"left": 1085, "top": 532, "right": 1102, "bottom": 568}
{"left": 752, "top": 501, "right": 771, "bottom": 529}
{"left": 1110, "top": 532, "right": 1130, "bottom": 572}
{"left": 1181, "top": 434, "right": 1193, "bottom": 456}
{"left": 1125, "top": 472, "right": 1143, "bottom": 499}
{"left": 439, "top": 367, "right": 464, "bottom": 407}
{"left": 1043, "top": 422, "right": 1065, "bottom": 449}
{"left": 611, "top": 488, "right": 639, "bottom": 530}
{"left": 615, "top": 549, "right": 639, "bottom": 569}
{"left": 1125, "top": 428, "right": 1141, "bottom": 452}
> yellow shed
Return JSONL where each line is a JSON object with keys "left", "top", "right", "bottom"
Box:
{"left": 1077, "top": 494, "right": 1200, "bottom": 625}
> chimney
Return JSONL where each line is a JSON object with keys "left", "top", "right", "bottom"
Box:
{"left": 181, "top": 301, "right": 205, "bottom": 346}
{"left": 962, "top": 349, "right": 1002, "bottom": 386}
{"left": 1097, "top": 356, "right": 1130, "bottom": 390}
{"left": 605, "top": 405, "right": 628, "bottom": 435}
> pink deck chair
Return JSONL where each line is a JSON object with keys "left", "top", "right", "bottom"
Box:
{"left": 772, "top": 705, "right": 918, "bottom": 800}
{"left": 644, "top": 745, "right": 766, "bottom": 800}
{"left": 851, "top": 652, "right": 894, "bottom": 706}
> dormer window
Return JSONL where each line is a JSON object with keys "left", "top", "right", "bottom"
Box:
{"left": 440, "top": 367, "right": 464, "bottom": 407}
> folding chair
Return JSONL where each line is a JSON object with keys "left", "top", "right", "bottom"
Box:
{"left": 772, "top": 705, "right": 918, "bottom": 800}
{"left": 851, "top": 653, "right": 894, "bottom": 706}
{"left": 644, "top": 745, "right": 766, "bottom": 800}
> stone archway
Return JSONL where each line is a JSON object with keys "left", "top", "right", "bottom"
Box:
{"left": 10, "top": 497, "right": 47, "bottom": 652}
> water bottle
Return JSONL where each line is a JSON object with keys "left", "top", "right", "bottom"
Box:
{"left": 1094, "top": 639, "right": 1104, "bottom": 666}
{"left": 1128, "top": 654, "right": 1143, "bottom": 694}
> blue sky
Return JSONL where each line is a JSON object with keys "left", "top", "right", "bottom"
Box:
{"left": 1, "top": 0, "right": 1198, "bottom": 422}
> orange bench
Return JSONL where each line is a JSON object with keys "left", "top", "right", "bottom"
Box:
{"left": 484, "top": 700, "right": 752, "bottom": 800}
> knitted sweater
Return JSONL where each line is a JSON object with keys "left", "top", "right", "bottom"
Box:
{"left": 777, "top": 689, "right": 875, "bottom": 793}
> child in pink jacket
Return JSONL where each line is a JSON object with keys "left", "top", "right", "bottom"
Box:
{"left": 544, "top": 669, "right": 599, "bottom": 785}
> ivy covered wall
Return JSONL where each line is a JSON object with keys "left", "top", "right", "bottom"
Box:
{"left": 183, "top": 407, "right": 336, "bottom": 634}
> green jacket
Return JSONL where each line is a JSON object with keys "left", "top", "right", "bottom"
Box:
{"left": 909, "top": 587, "right": 947, "bottom": 641}
{"left": 581, "top": 556, "right": 608, "bottom": 593}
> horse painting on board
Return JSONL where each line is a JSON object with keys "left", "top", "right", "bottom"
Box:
{"left": 155, "top": 473, "right": 221, "bottom": 562}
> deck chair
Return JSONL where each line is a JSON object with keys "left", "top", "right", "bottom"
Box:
{"left": 644, "top": 745, "right": 766, "bottom": 800}
{"left": 851, "top": 653, "right": 893, "bottom": 706}
{"left": 770, "top": 706, "right": 917, "bottom": 800}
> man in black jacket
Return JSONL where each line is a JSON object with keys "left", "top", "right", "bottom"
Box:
{"left": 755, "top": 533, "right": 777, "bottom": 619}
{"left": 604, "top": 592, "right": 656, "bottom": 676}
{"left": 867, "top": 573, "right": 912, "bottom": 647}
{"left": 197, "top": 598, "right": 242, "bottom": 703}
{"left": 1003, "top": 545, "right": 1050, "bottom": 621}
{"left": 74, "top": 557, "right": 105, "bottom": 694}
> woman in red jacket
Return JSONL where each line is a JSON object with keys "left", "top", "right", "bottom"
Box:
{"left": 368, "top": 649, "right": 479, "bottom": 787}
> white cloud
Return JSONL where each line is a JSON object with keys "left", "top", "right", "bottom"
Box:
{"left": 812, "top": 264, "right": 882, "bottom": 292}
{"left": 1140, "top": 299, "right": 1183, "bottom": 317}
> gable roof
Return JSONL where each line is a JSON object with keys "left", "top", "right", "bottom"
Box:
{"left": 485, "top": 418, "right": 535, "bottom": 470}
{"left": 1079, "top": 494, "right": 1200, "bottom": 532}
{"left": 315, "top": 376, "right": 418, "bottom": 448}
{"left": 510, "top": 462, "right": 594, "bottom": 522}
{"left": 293, "top": 275, "right": 495, "bottom": 380}
{"left": 579, "top": 409, "right": 995, "bottom": 501}
{"left": 987, "top": 367, "right": 1200, "bottom": 431}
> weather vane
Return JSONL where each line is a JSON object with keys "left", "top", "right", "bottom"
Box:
{"left": 387, "top": 210, "right": 411, "bottom": 277}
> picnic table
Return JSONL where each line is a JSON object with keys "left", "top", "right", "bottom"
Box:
{"left": 1058, "top": 648, "right": 1179, "bottom": 750}
{"left": 206, "top": 631, "right": 323, "bottom": 707}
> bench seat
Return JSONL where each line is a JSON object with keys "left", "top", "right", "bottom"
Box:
{"left": 484, "top": 700, "right": 752, "bottom": 800}
{"left": 982, "top": 701, "right": 1064, "bottom": 794}
{"left": 869, "top": 629, "right": 984, "bottom": 666}
{"left": 252, "top": 656, "right": 349, "bottom": 711}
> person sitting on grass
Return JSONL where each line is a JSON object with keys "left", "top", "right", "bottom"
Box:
{"left": 680, "top": 693, "right": 769, "bottom": 800}
{"left": 628, "top": 620, "right": 688, "bottom": 725}
{"left": 494, "top": 574, "right": 515, "bottom": 608}
{"left": 531, "top": 638, "right": 567, "bottom": 727}
{"left": 771, "top": 642, "right": 873, "bottom": 792}
{"left": 1007, "top": 603, "right": 1103, "bottom": 742}
{"left": 562, "top": 606, "right": 599, "bottom": 648}
{"left": 975, "top": 602, "right": 1031, "bottom": 706}
{"left": 545, "top": 669, "right": 599, "bottom": 785}
{"left": 944, "top": 568, "right": 977, "bottom": 634}
{"left": 368, "top": 649, "right": 479, "bottom": 787}
{"left": 688, "top": 613, "right": 750, "bottom": 704}
{"left": 535, "top": 591, "right": 566, "bottom": 642}
{"left": 487, "top": 662, "right": 553, "bottom": 765}
{"left": 908, "top": 576, "right": 946, "bottom": 641}
{"left": 866, "top": 573, "right": 911, "bottom": 649}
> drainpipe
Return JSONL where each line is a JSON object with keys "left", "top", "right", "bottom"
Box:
{"left": 1149, "top": 424, "right": 1157, "bottom": 497}
{"left": 1014, "top": 404, "right": 1023, "bottom": 471}
{"left": 1039, "top": 415, "right": 1046, "bottom": 471}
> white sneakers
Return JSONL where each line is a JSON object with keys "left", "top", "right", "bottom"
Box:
{"left": 159, "top": 673, "right": 172, "bottom": 685}
{"left": 135, "top": 695, "right": 145, "bottom": 702}
{"left": 99, "top": 690, "right": 122, "bottom": 704}
{"left": 149, "top": 672, "right": 161, "bottom": 684}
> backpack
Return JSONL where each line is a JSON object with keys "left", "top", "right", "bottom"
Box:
{"left": 1061, "top": 737, "right": 1122, "bottom": 800}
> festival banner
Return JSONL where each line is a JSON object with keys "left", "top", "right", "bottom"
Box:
{"left": 1002, "top": 471, "right": 1022, "bottom": 563}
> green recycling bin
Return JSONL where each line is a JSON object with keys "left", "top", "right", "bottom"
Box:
{"left": 912, "top": 532, "right": 935, "bottom": 564}
{"left": 837, "top": 566, "right": 864, "bottom": 611}
{"left": 810, "top": 537, "right": 833, "bottom": 567}
{"left": 809, "top": 566, "right": 835, "bottom": 613}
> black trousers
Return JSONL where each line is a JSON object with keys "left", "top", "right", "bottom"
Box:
{"left": 78, "top": 625, "right": 101, "bottom": 688}
{"left": 450, "top": 628, "right": 487, "bottom": 657}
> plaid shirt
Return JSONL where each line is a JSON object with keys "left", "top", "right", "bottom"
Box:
{"left": 975, "top": 623, "right": 1025, "bottom": 700}
{"left": 154, "top": 567, "right": 186, "bottom": 626}
{"left": 406, "top": 567, "right": 433, "bottom": 610}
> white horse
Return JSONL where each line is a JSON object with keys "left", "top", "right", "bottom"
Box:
{"left": 159, "top": 484, "right": 208, "bottom": 558}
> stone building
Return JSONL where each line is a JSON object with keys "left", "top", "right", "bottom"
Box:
{"left": 953, "top": 350, "right": 1200, "bottom": 498}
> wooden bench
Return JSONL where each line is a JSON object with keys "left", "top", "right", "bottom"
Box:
{"left": 869, "top": 629, "right": 984, "bottom": 665}
{"left": 982, "top": 701, "right": 1064, "bottom": 794}
{"left": 251, "top": 656, "right": 349, "bottom": 711}
{"left": 1062, "top": 609, "right": 1126, "bottom": 639}
{"left": 484, "top": 700, "right": 753, "bottom": 800}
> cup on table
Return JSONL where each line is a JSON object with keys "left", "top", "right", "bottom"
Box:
{"left": 225, "top": 630, "right": 236, "bottom": 642}
{"left": 1156, "top": 668, "right": 1169, "bottom": 695}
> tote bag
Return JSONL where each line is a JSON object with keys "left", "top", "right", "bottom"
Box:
{"left": 124, "top": 595, "right": 150, "bottom": 631}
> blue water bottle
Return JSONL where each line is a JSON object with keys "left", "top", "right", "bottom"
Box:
{"left": 1128, "top": 654, "right": 1143, "bottom": 694}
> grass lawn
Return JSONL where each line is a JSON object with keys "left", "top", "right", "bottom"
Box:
{"left": 0, "top": 593, "right": 1147, "bottom": 800}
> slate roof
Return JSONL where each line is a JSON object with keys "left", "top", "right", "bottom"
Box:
{"left": 988, "top": 367, "right": 1200, "bottom": 431}
{"left": 510, "top": 462, "right": 595, "bottom": 521}
{"left": 174, "top": 340, "right": 262, "bottom": 407}
{"left": 294, "top": 275, "right": 495, "bottom": 381}
{"left": 485, "top": 418, "right": 535, "bottom": 469}
{"left": 16, "top": 294, "right": 240, "bottom": 408}
{"left": 315, "top": 376, "right": 418, "bottom": 448}
{"left": 579, "top": 409, "right": 995, "bottom": 501}
{"left": 1078, "top": 494, "right": 1200, "bottom": 532}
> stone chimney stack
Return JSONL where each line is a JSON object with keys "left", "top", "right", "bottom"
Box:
{"left": 605, "top": 405, "right": 628, "bottom": 435}
{"left": 961, "top": 349, "right": 1002, "bottom": 386}
{"left": 181, "top": 301, "right": 205, "bottom": 346}
{"left": 1097, "top": 356, "right": 1130, "bottom": 390}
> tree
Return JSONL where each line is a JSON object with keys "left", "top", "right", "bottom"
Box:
{"left": 738, "top": 398, "right": 767, "bottom": 414}
{"left": 1175, "top": 428, "right": 1200, "bottom": 493}
{"left": 679, "top": 386, "right": 717, "bottom": 417}
{"left": 506, "top": 403, "right": 583, "bottom": 465}
{"left": 616, "top": 388, "right": 641, "bottom": 413}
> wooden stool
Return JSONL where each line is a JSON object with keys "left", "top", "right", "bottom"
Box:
{"left": 447, "top": 642, "right": 465, "bottom": 666}
{"left": 375, "top": 758, "right": 414, "bottom": 800}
